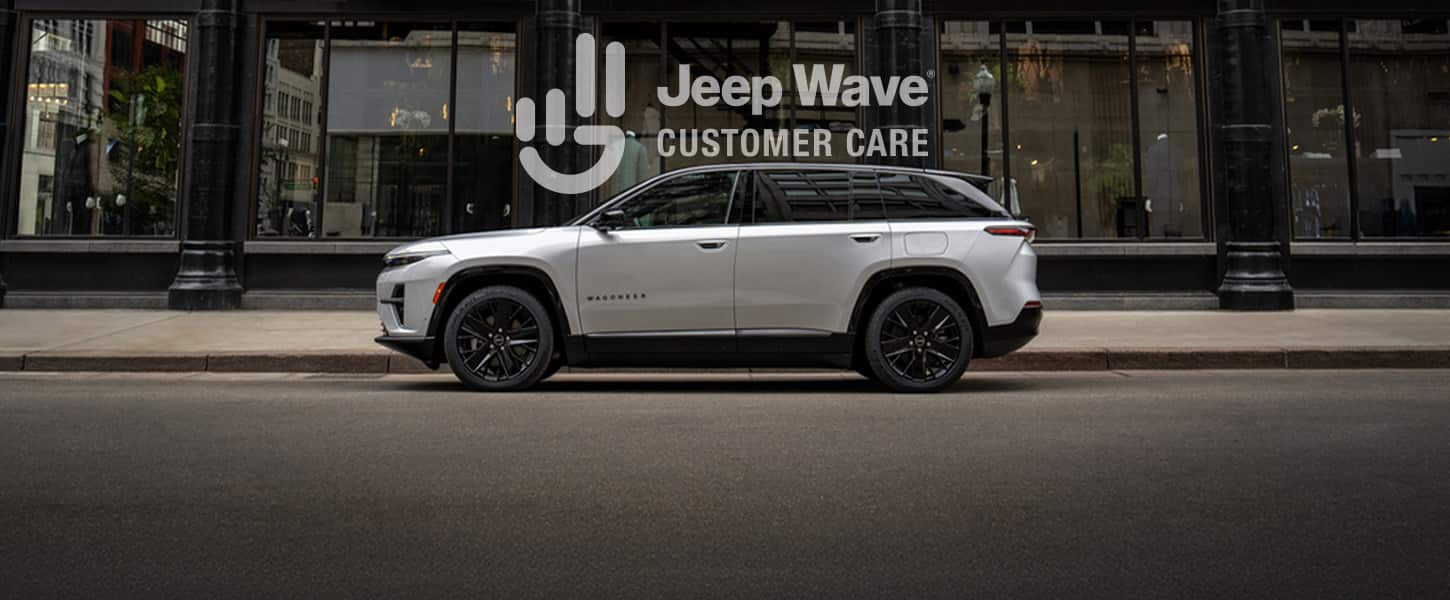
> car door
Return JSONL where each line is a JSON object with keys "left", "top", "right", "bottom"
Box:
{"left": 576, "top": 169, "right": 744, "bottom": 351}
{"left": 733, "top": 168, "right": 892, "bottom": 344}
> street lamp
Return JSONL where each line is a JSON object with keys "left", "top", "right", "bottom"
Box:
{"left": 972, "top": 64, "right": 996, "bottom": 177}
{"left": 275, "top": 135, "right": 290, "bottom": 236}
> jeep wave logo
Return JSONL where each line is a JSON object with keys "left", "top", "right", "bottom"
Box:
{"left": 516, "top": 33, "right": 932, "bottom": 195}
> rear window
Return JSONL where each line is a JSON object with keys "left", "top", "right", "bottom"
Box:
{"left": 878, "top": 173, "right": 1008, "bottom": 220}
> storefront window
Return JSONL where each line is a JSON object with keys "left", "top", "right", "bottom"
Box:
{"left": 792, "top": 22, "right": 858, "bottom": 164}
{"left": 453, "top": 23, "right": 518, "bottom": 232}
{"left": 255, "top": 21, "right": 517, "bottom": 239}
{"left": 1136, "top": 21, "right": 1203, "bottom": 238}
{"left": 1347, "top": 19, "right": 1450, "bottom": 238}
{"left": 599, "top": 22, "right": 666, "bottom": 202}
{"left": 1281, "top": 20, "right": 1354, "bottom": 239}
{"left": 1006, "top": 21, "right": 1136, "bottom": 239}
{"left": 325, "top": 22, "right": 451, "bottom": 238}
{"left": 939, "top": 21, "right": 1003, "bottom": 196}
{"left": 16, "top": 19, "right": 187, "bottom": 237}
{"left": 663, "top": 21, "right": 795, "bottom": 171}
{"left": 256, "top": 22, "right": 323, "bottom": 237}
{"left": 595, "top": 20, "right": 856, "bottom": 174}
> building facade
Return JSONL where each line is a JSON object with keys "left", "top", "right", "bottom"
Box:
{"left": 0, "top": 0, "right": 1447, "bottom": 309}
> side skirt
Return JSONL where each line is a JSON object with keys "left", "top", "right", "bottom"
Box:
{"left": 565, "top": 330, "right": 854, "bottom": 369}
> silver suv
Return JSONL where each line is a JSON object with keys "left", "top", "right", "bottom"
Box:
{"left": 376, "top": 163, "right": 1041, "bottom": 393}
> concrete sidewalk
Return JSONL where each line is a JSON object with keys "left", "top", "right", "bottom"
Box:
{"left": 1, "top": 309, "right": 1448, "bottom": 373}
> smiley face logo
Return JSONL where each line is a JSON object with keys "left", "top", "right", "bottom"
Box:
{"left": 516, "top": 33, "right": 627, "bottom": 195}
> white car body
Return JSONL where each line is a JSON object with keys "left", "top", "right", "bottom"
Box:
{"left": 376, "top": 163, "right": 1041, "bottom": 390}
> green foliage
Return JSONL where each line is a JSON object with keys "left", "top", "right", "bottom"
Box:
{"left": 105, "top": 65, "right": 184, "bottom": 235}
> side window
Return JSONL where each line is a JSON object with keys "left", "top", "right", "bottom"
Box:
{"left": 615, "top": 171, "right": 739, "bottom": 229}
{"left": 752, "top": 170, "right": 885, "bottom": 223}
{"left": 879, "top": 174, "right": 1006, "bottom": 220}
{"left": 849, "top": 171, "right": 888, "bottom": 221}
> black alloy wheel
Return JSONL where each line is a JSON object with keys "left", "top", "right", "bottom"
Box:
{"left": 444, "top": 286, "right": 556, "bottom": 391}
{"left": 864, "top": 288, "right": 974, "bottom": 393}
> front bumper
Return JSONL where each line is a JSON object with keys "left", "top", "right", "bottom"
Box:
{"left": 979, "top": 307, "right": 1042, "bottom": 358}
{"left": 376, "top": 335, "right": 439, "bottom": 369}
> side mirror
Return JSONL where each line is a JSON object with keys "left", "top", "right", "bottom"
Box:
{"left": 594, "top": 209, "right": 627, "bottom": 232}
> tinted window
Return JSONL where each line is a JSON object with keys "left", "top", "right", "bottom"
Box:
{"left": 614, "top": 171, "right": 738, "bottom": 229}
{"left": 753, "top": 170, "right": 886, "bottom": 223}
{"left": 879, "top": 174, "right": 1006, "bottom": 220}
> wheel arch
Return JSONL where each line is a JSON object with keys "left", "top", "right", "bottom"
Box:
{"left": 425, "top": 265, "right": 574, "bottom": 366}
{"left": 847, "top": 267, "right": 990, "bottom": 362}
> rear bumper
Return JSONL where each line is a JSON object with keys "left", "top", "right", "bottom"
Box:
{"left": 980, "top": 307, "right": 1042, "bottom": 358}
{"left": 375, "top": 335, "right": 439, "bottom": 369}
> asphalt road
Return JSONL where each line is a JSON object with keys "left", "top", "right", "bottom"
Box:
{"left": 2, "top": 370, "right": 1448, "bottom": 599}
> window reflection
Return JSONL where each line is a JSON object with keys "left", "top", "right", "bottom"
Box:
{"left": 939, "top": 21, "right": 1003, "bottom": 195}
{"left": 1348, "top": 19, "right": 1450, "bottom": 237}
{"left": 257, "top": 22, "right": 323, "bottom": 237}
{"left": 18, "top": 19, "right": 187, "bottom": 237}
{"left": 256, "top": 21, "right": 517, "bottom": 239}
{"left": 325, "top": 22, "right": 452, "bottom": 238}
{"left": 1281, "top": 19, "right": 1353, "bottom": 238}
{"left": 599, "top": 23, "right": 665, "bottom": 203}
{"left": 1006, "top": 21, "right": 1136, "bottom": 239}
{"left": 453, "top": 24, "right": 518, "bottom": 232}
{"left": 1136, "top": 21, "right": 1202, "bottom": 238}
{"left": 664, "top": 21, "right": 795, "bottom": 170}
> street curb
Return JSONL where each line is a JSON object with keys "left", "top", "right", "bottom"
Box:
{"left": 2, "top": 348, "right": 1447, "bottom": 374}
{"left": 23, "top": 354, "right": 208, "bottom": 372}
{"left": 206, "top": 353, "right": 390, "bottom": 374}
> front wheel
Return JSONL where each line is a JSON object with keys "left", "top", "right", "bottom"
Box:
{"left": 863, "top": 288, "right": 974, "bottom": 393}
{"left": 443, "top": 286, "right": 556, "bottom": 392}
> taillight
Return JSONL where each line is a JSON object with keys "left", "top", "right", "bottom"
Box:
{"left": 985, "top": 225, "right": 1037, "bottom": 243}
{"left": 1024, "top": 300, "right": 1043, "bottom": 310}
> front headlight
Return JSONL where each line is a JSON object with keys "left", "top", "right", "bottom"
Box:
{"left": 383, "top": 241, "right": 451, "bottom": 270}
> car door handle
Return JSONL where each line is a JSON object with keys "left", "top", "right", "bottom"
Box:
{"left": 696, "top": 240, "right": 728, "bottom": 250}
{"left": 850, "top": 234, "right": 882, "bottom": 244}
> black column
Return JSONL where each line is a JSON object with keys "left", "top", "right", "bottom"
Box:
{"left": 0, "top": 1, "right": 16, "bottom": 308}
{"left": 870, "top": 0, "right": 930, "bottom": 168}
{"left": 168, "top": 0, "right": 244, "bottom": 310}
{"left": 530, "top": 0, "right": 584, "bottom": 226}
{"left": 1212, "top": 0, "right": 1293, "bottom": 310}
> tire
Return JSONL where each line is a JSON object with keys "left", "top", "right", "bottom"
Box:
{"left": 863, "top": 287, "right": 974, "bottom": 393}
{"left": 540, "top": 357, "right": 565, "bottom": 381}
{"left": 443, "top": 286, "right": 556, "bottom": 392}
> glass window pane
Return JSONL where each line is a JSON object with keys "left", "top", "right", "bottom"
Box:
{"left": 939, "top": 21, "right": 1003, "bottom": 187}
{"left": 664, "top": 22, "right": 793, "bottom": 170}
{"left": 454, "top": 23, "right": 518, "bottom": 233}
{"left": 1348, "top": 19, "right": 1450, "bottom": 238}
{"left": 880, "top": 173, "right": 1005, "bottom": 220}
{"left": 325, "top": 22, "right": 451, "bottom": 238}
{"left": 599, "top": 22, "right": 665, "bottom": 202}
{"left": 1281, "top": 19, "right": 1353, "bottom": 239}
{"left": 616, "top": 171, "right": 737, "bottom": 228}
{"left": 755, "top": 169, "right": 854, "bottom": 222}
{"left": 1006, "top": 21, "right": 1135, "bottom": 239}
{"left": 256, "top": 21, "right": 324, "bottom": 237}
{"left": 793, "top": 22, "right": 857, "bottom": 164}
{"left": 1137, "top": 21, "right": 1203, "bottom": 238}
{"left": 18, "top": 19, "right": 186, "bottom": 236}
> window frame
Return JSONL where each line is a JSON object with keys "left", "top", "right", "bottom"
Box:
{"left": 4, "top": 12, "right": 197, "bottom": 240}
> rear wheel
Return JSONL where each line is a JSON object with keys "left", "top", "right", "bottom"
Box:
{"left": 443, "top": 286, "right": 555, "bottom": 392}
{"left": 863, "top": 288, "right": 973, "bottom": 393}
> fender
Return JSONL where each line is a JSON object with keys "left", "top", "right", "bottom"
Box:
{"left": 423, "top": 265, "right": 575, "bottom": 363}
{"left": 846, "top": 266, "right": 990, "bottom": 356}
